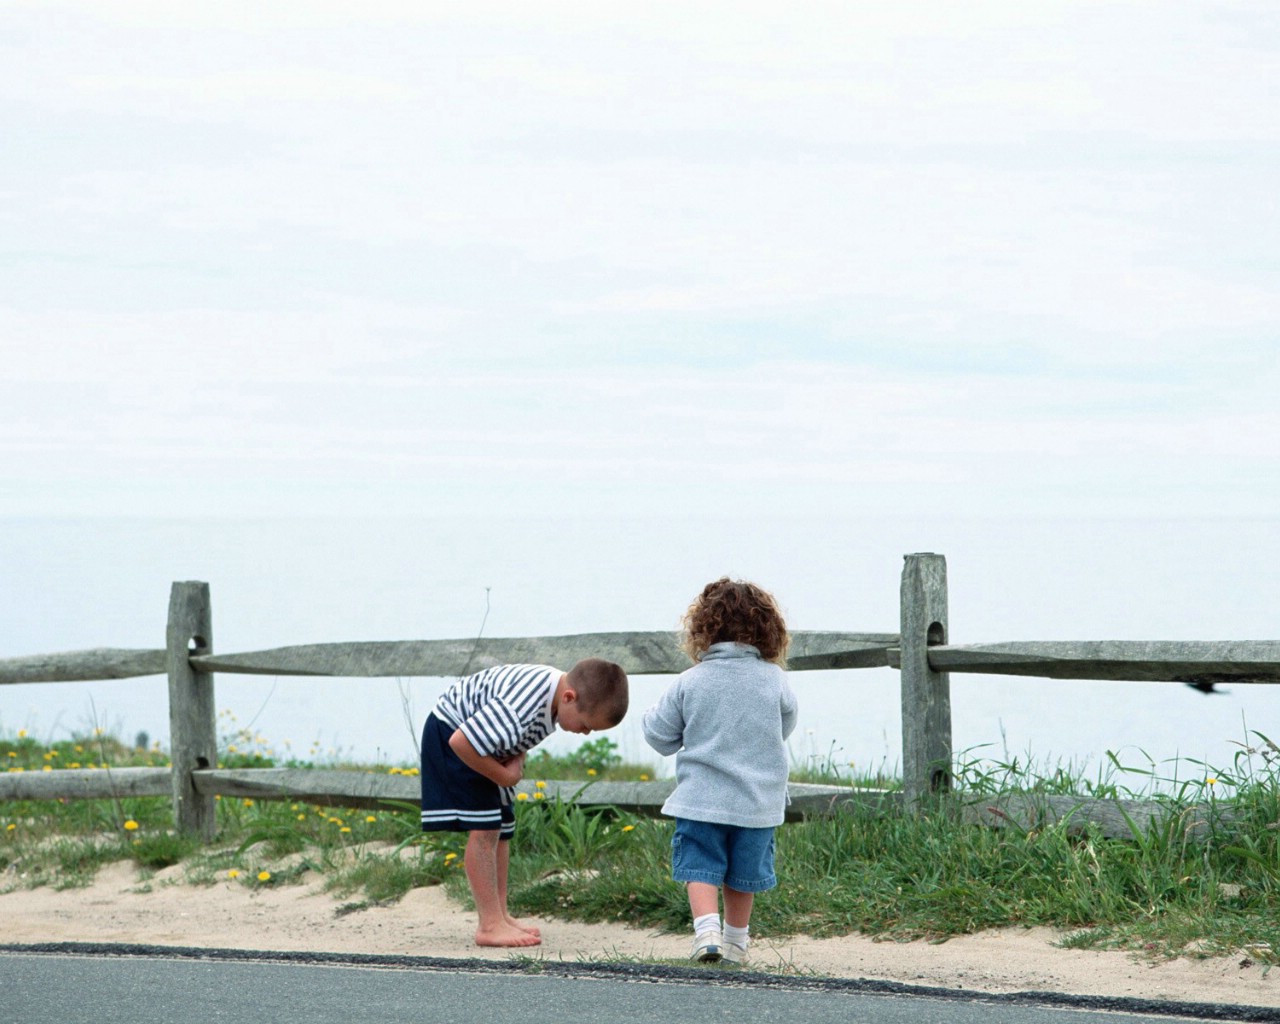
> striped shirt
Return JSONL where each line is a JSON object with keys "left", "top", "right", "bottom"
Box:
{"left": 433, "top": 663, "right": 561, "bottom": 759}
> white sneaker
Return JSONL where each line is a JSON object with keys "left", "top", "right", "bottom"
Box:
{"left": 690, "top": 931, "right": 723, "bottom": 962}
{"left": 721, "top": 941, "right": 748, "bottom": 965}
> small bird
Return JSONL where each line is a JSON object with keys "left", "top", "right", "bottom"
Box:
{"left": 1185, "top": 680, "right": 1227, "bottom": 695}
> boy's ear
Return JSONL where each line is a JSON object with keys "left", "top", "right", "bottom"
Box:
{"left": 560, "top": 687, "right": 578, "bottom": 704}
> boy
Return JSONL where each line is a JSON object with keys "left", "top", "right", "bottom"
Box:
{"left": 421, "top": 657, "right": 628, "bottom": 947}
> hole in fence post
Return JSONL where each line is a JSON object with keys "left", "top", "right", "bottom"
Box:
{"left": 188, "top": 635, "right": 209, "bottom": 656}
{"left": 927, "top": 622, "right": 946, "bottom": 646}
{"left": 196, "top": 756, "right": 210, "bottom": 769}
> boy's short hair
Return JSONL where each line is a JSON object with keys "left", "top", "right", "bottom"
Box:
{"left": 566, "top": 657, "right": 629, "bottom": 725}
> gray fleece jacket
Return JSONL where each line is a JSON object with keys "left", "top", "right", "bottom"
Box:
{"left": 641, "top": 641, "right": 799, "bottom": 829}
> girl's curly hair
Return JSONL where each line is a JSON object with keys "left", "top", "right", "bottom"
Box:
{"left": 680, "top": 577, "right": 789, "bottom": 665}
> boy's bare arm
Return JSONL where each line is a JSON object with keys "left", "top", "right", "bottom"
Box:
{"left": 448, "top": 729, "right": 525, "bottom": 788}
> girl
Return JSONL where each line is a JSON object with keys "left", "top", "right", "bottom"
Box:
{"left": 642, "top": 578, "right": 798, "bottom": 963}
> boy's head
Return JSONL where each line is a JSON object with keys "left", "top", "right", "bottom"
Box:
{"left": 557, "top": 657, "right": 629, "bottom": 734}
{"left": 681, "top": 577, "right": 790, "bottom": 665}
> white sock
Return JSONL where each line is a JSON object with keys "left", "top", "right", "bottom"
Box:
{"left": 723, "top": 923, "right": 749, "bottom": 949}
{"left": 693, "top": 913, "right": 721, "bottom": 937}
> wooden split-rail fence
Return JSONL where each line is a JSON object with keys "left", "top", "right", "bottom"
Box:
{"left": 3, "top": 554, "right": 1278, "bottom": 841}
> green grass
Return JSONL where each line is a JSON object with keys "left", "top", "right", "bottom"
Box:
{"left": 5, "top": 726, "right": 1280, "bottom": 961}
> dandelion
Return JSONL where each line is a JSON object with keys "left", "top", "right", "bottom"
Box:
{"left": 296, "top": 814, "right": 306, "bottom": 821}
{"left": 42, "top": 765, "right": 52, "bottom": 772}
{"left": 227, "top": 869, "right": 240, "bottom": 879}
{"left": 123, "top": 819, "right": 139, "bottom": 831}
{"left": 16, "top": 730, "right": 26, "bottom": 739}
{"left": 622, "top": 825, "right": 635, "bottom": 832}
{"left": 6, "top": 752, "right": 14, "bottom": 759}
{"left": 257, "top": 870, "right": 271, "bottom": 882}
{"left": 340, "top": 827, "right": 351, "bottom": 834}
{"left": 444, "top": 852, "right": 458, "bottom": 863}
{"left": 534, "top": 792, "right": 545, "bottom": 801}
{"left": 639, "top": 774, "right": 649, "bottom": 781}
{"left": 6, "top": 823, "right": 15, "bottom": 832}
{"left": 365, "top": 815, "right": 377, "bottom": 823}
{"left": 74, "top": 745, "right": 83, "bottom": 753}
{"left": 535, "top": 780, "right": 546, "bottom": 789}
{"left": 516, "top": 792, "right": 529, "bottom": 802}
{"left": 242, "top": 799, "right": 254, "bottom": 807}
{"left": 587, "top": 768, "right": 597, "bottom": 776}
{"left": 1207, "top": 777, "right": 1218, "bottom": 786}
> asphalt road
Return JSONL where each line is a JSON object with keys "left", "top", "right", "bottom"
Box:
{"left": 1, "top": 946, "right": 1273, "bottom": 1024}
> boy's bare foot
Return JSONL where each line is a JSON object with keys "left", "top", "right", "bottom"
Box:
{"left": 505, "top": 914, "right": 541, "bottom": 938}
{"left": 475, "top": 923, "right": 542, "bottom": 948}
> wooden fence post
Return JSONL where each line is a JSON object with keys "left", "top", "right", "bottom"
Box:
{"left": 166, "top": 581, "right": 216, "bottom": 839}
{"left": 900, "top": 553, "right": 952, "bottom": 809}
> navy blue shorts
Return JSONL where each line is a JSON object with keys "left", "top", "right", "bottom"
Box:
{"left": 419, "top": 713, "right": 515, "bottom": 840}
{"left": 671, "top": 818, "right": 777, "bottom": 892}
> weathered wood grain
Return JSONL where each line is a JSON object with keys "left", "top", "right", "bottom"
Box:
{"left": 167, "top": 582, "right": 217, "bottom": 840}
{"left": 188, "top": 769, "right": 893, "bottom": 820}
{"left": 0, "top": 648, "right": 166, "bottom": 685}
{"left": 0, "top": 768, "right": 1226, "bottom": 842}
{"left": 0, "top": 766, "right": 171, "bottom": 801}
{"left": 900, "top": 553, "right": 952, "bottom": 807}
{"left": 188, "top": 630, "right": 898, "bottom": 678}
{"left": 885, "top": 640, "right": 1280, "bottom": 684}
{"left": 961, "top": 791, "right": 1237, "bottom": 840}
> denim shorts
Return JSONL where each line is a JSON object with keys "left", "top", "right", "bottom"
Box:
{"left": 671, "top": 818, "right": 777, "bottom": 893}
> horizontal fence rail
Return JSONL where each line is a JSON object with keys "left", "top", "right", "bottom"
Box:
{"left": 187, "top": 630, "right": 898, "bottom": 678}
{"left": 0, "top": 648, "right": 167, "bottom": 685}
{"left": 886, "top": 640, "right": 1280, "bottom": 684}
{"left": 0, "top": 632, "right": 898, "bottom": 686}
{"left": 0, "top": 764, "right": 1224, "bottom": 841}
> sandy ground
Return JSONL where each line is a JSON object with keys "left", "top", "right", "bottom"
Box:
{"left": 2, "top": 861, "right": 1277, "bottom": 1012}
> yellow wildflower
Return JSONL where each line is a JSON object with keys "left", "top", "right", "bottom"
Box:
{"left": 257, "top": 871, "right": 271, "bottom": 882}
{"left": 587, "top": 768, "right": 597, "bottom": 776}
{"left": 535, "top": 780, "right": 546, "bottom": 789}
{"left": 365, "top": 815, "right": 377, "bottom": 823}
{"left": 534, "top": 792, "right": 545, "bottom": 801}
{"left": 516, "top": 792, "right": 529, "bottom": 802}
{"left": 123, "top": 820, "right": 139, "bottom": 831}
{"left": 227, "top": 869, "right": 240, "bottom": 879}
{"left": 622, "top": 825, "right": 635, "bottom": 832}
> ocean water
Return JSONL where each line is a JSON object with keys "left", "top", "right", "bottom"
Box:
{"left": 2, "top": 514, "right": 1278, "bottom": 787}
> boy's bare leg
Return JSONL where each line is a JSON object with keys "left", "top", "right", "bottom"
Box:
{"left": 465, "top": 829, "right": 540, "bottom": 947}
{"left": 722, "top": 885, "right": 754, "bottom": 929}
{"left": 496, "top": 838, "right": 540, "bottom": 937}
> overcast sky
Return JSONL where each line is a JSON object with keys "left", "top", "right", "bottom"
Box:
{"left": 3, "top": 2, "right": 1277, "bottom": 520}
